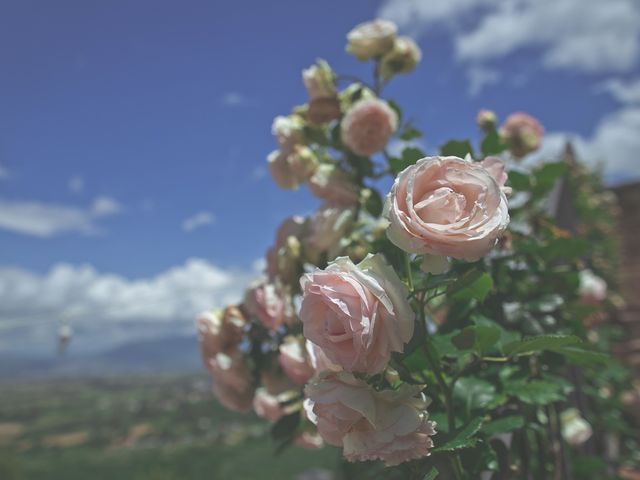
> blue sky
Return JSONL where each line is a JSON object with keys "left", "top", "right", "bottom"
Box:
{"left": 1, "top": 0, "right": 639, "bottom": 355}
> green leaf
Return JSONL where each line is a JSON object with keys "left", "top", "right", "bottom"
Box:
{"left": 454, "top": 377, "right": 496, "bottom": 412}
{"left": 431, "top": 331, "right": 463, "bottom": 357}
{"left": 481, "top": 415, "right": 525, "bottom": 436}
{"left": 553, "top": 346, "right": 609, "bottom": 366}
{"left": 399, "top": 126, "right": 422, "bottom": 141}
{"left": 504, "top": 334, "right": 581, "bottom": 356}
{"left": 440, "top": 139, "right": 474, "bottom": 158}
{"left": 508, "top": 171, "right": 531, "bottom": 192}
{"left": 423, "top": 467, "right": 439, "bottom": 480}
{"left": 363, "top": 189, "right": 383, "bottom": 216}
{"left": 434, "top": 417, "right": 483, "bottom": 452}
{"left": 387, "top": 99, "right": 403, "bottom": 124}
{"left": 480, "top": 129, "right": 507, "bottom": 156}
{"left": 449, "top": 270, "right": 493, "bottom": 302}
{"left": 389, "top": 146, "right": 425, "bottom": 175}
{"left": 270, "top": 412, "right": 300, "bottom": 441}
{"left": 532, "top": 161, "right": 568, "bottom": 196}
{"left": 504, "top": 380, "right": 563, "bottom": 405}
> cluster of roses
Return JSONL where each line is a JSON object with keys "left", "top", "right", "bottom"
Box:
{"left": 197, "top": 19, "right": 544, "bottom": 466}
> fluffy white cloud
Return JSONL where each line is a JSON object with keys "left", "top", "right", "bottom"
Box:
{"left": 0, "top": 258, "right": 257, "bottom": 354}
{"left": 379, "top": 0, "right": 640, "bottom": 74}
{"left": 597, "top": 78, "right": 640, "bottom": 104}
{"left": 182, "top": 211, "right": 215, "bottom": 232}
{"left": 0, "top": 196, "right": 122, "bottom": 238}
{"left": 467, "top": 66, "right": 501, "bottom": 96}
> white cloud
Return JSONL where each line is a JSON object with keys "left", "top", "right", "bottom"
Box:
{"left": 379, "top": 0, "right": 640, "bottom": 74}
{"left": 68, "top": 175, "right": 84, "bottom": 194}
{"left": 597, "top": 78, "right": 640, "bottom": 104}
{"left": 182, "top": 211, "right": 215, "bottom": 232}
{"left": 0, "top": 258, "right": 257, "bottom": 354}
{"left": 467, "top": 66, "right": 501, "bottom": 96}
{"left": 526, "top": 107, "right": 640, "bottom": 183}
{"left": 0, "top": 196, "right": 122, "bottom": 238}
{"left": 221, "top": 91, "right": 251, "bottom": 107}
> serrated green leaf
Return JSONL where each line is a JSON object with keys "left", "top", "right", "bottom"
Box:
{"left": 481, "top": 415, "right": 525, "bottom": 436}
{"left": 504, "top": 380, "right": 563, "bottom": 405}
{"left": 440, "top": 139, "right": 474, "bottom": 158}
{"left": 552, "top": 346, "right": 609, "bottom": 366}
{"left": 434, "top": 417, "right": 483, "bottom": 452}
{"left": 504, "top": 334, "right": 581, "bottom": 356}
{"left": 449, "top": 270, "right": 493, "bottom": 302}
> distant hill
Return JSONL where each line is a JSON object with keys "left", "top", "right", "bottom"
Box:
{"left": 0, "top": 334, "right": 202, "bottom": 378}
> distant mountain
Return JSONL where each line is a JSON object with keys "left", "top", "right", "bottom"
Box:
{"left": 0, "top": 334, "right": 202, "bottom": 378}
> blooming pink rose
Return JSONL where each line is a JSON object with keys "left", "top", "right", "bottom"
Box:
{"left": 341, "top": 99, "right": 398, "bottom": 156}
{"left": 196, "top": 306, "right": 246, "bottom": 356}
{"left": 303, "top": 205, "right": 355, "bottom": 263}
{"left": 346, "top": 20, "right": 397, "bottom": 61}
{"left": 308, "top": 165, "right": 360, "bottom": 207}
{"left": 279, "top": 335, "right": 315, "bottom": 386}
{"left": 204, "top": 351, "right": 255, "bottom": 412}
{"left": 384, "top": 156, "right": 510, "bottom": 261}
{"left": 245, "top": 281, "right": 295, "bottom": 330}
{"left": 500, "top": 112, "right": 544, "bottom": 158}
{"left": 300, "top": 254, "right": 414, "bottom": 374}
{"left": 253, "top": 388, "right": 285, "bottom": 421}
{"left": 304, "top": 372, "right": 436, "bottom": 466}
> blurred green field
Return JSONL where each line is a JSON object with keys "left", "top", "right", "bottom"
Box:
{"left": 0, "top": 375, "right": 341, "bottom": 480}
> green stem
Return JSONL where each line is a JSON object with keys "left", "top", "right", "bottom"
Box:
{"left": 405, "top": 254, "right": 414, "bottom": 291}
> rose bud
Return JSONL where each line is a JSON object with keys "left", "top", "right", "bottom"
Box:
{"left": 268, "top": 145, "right": 319, "bottom": 190}
{"left": 300, "top": 254, "right": 414, "bottom": 374}
{"left": 308, "top": 97, "right": 342, "bottom": 125}
{"left": 308, "top": 164, "right": 360, "bottom": 207}
{"left": 245, "top": 280, "right": 295, "bottom": 330}
{"left": 204, "top": 351, "right": 255, "bottom": 412}
{"left": 500, "top": 112, "right": 544, "bottom": 158}
{"left": 304, "top": 372, "right": 437, "bottom": 466}
{"left": 476, "top": 109, "right": 497, "bottom": 132}
{"left": 379, "top": 37, "right": 422, "bottom": 80}
{"left": 272, "top": 114, "right": 305, "bottom": 151}
{"left": 341, "top": 98, "right": 398, "bottom": 157}
{"left": 346, "top": 19, "right": 397, "bottom": 61}
{"left": 579, "top": 269, "right": 607, "bottom": 305}
{"left": 384, "top": 156, "right": 510, "bottom": 261}
{"left": 303, "top": 59, "right": 336, "bottom": 101}
{"left": 196, "top": 306, "right": 247, "bottom": 356}
{"left": 561, "top": 408, "right": 593, "bottom": 447}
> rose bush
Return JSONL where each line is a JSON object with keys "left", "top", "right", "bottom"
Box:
{"left": 195, "top": 17, "right": 638, "bottom": 480}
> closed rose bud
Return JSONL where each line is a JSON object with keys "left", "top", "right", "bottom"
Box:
{"left": 500, "top": 112, "right": 544, "bottom": 158}
{"left": 300, "top": 254, "right": 414, "bottom": 374}
{"left": 245, "top": 280, "right": 295, "bottom": 330}
{"left": 268, "top": 146, "right": 318, "bottom": 190}
{"left": 196, "top": 306, "right": 246, "bottom": 357}
{"left": 272, "top": 115, "right": 305, "bottom": 151}
{"left": 384, "top": 156, "right": 510, "bottom": 261}
{"left": 477, "top": 109, "right": 497, "bottom": 131}
{"left": 346, "top": 19, "right": 397, "bottom": 61}
{"left": 308, "top": 164, "right": 360, "bottom": 207}
{"left": 303, "top": 60, "right": 336, "bottom": 100}
{"left": 304, "top": 372, "right": 437, "bottom": 466}
{"left": 380, "top": 37, "right": 421, "bottom": 80}
{"left": 308, "top": 97, "right": 342, "bottom": 125}
{"left": 341, "top": 98, "right": 398, "bottom": 156}
{"left": 279, "top": 335, "right": 315, "bottom": 385}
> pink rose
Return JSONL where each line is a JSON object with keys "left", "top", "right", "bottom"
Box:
{"left": 253, "top": 388, "right": 285, "bottom": 421}
{"left": 346, "top": 20, "right": 397, "bottom": 61}
{"left": 384, "top": 156, "right": 510, "bottom": 261}
{"left": 245, "top": 281, "right": 295, "bottom": 330}
{"left": 303, "top": 205, "right": 355, "bottom": 263}
{"left": 500, "top": 112, "right": 544, "bottom": 158}
{"left": 304, "top": 372, "right": 436, "bottom": 466}
{"left": 300, "top": 254, "right": 414, "bottom": 374}
{"left": 306, "top": 340, "right": 342, "bottom": 374}
{"left": 341, "top": 98, "right": 398, "bottom": 156}
{"left": 308, "top": 165, "right": 360, "bottom": 207}
{"left": 196, "top": 306, "right": 246, "bottom": 356}
{"left": 204, "top": 351, "right": 255, "bottom": 412}
{"left": 279, "top": 335, "right": 315, "bottom": 386}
